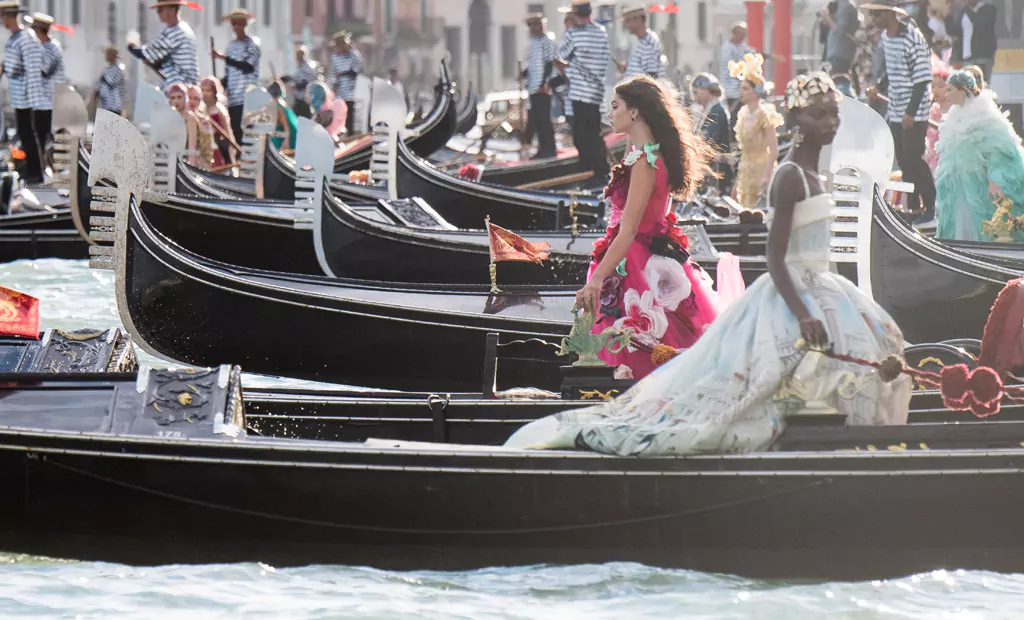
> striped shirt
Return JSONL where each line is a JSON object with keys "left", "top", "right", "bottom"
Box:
{"left": 141, "top": 22, "right": 199, "bottom": 92}
{"left": 524, "top": 32, "right": 555, "bottom": 94}
{"left": 331, "top": 49, "right": 363, "bottom": 101}
{"left": 97, "top": 62, "right": 126, "bottom": 112}
{"left": 4, "top": 29, "right": 45, "bottom": 110}
{"left": 36, "top": 39, "right": 65, "bottom": 111}
{"left": 557, "top": 22, "right": 610, "bottom": 105}
{"left": 720, "top": 40, "right": 753, "bottom": 99}
{"left": 224, "top": 36, "right": 261, "bottom": 107}
{"left": 877, "top": 22, "right": 932, "bottom": 123}
{"left": 293, "top": 59, "right": 318, "bottom": 101}
{"left": 625, "top": 30, "right": 664, "bottom": 79}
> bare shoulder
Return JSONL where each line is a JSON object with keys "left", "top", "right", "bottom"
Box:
{"left": 770, "top": 163, "right": 806, "bottom": 208}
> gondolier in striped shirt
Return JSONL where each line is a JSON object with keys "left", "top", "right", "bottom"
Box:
{"left": 619, "top": 6, "right": 665, "bottom": 79}
{"left": 97, "top": 46, "right": 126, "bottom": 116}
{"left": 0, "top": 1, "right": 46, "bottom": 183}
{"left": 522, "top": 13, "right": 557, "bottom": 160}
{"left": 128, "top": 0, "right": 199, "bottom": 94}
{"left": 291, "top": 46, "right": 318, "bottom": 118}
{"left": 556, "top": 0, "right": 611, "bottom": 183}
{"left": 27, "top": 12, "right": 63, "bottom": 151}
{"left": 214, "top": 9, "right": 261, "bottom": 149}
{"left": 331, "top": 31, "right": 363, "bottom": 136}
{"left": 866, "top": 0, "right": 935, "bottom": 223}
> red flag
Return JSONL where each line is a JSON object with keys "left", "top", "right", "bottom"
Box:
{"left": 0, "top": 286, "right": 39, "bottom": 339}
{"left": 487, "top": 222, "right": 551, "bottom": 264}
{"left": 51, "top": 24, "right": 74, "bottom": 35}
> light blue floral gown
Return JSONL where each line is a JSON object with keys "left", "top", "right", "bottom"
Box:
{"left": 506, "top": 162, "right": 912, "bottom": 456}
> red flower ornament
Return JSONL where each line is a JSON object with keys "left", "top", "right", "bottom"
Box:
{"left": 940, "top": 364, "right": 1005, "bottom": 418}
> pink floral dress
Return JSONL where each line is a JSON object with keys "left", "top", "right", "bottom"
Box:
{"left": 589, "top": 143, "right": 720, "bottom": 379}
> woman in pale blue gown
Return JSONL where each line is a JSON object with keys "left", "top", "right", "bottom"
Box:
{"left": 505, "top": 74, "right": 912, "bottom": 457}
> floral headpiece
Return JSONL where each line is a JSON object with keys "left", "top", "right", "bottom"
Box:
{"left": 727, "top": 53, "right": 765, "bottom": 86}
{"left": 784, "top": 72, "right": 842, "bottom": 110}
{"left": 947, "top": 69, "right": 977, "bottom": 93}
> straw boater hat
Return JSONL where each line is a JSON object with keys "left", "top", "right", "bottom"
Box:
{"left": 620, "top": 6, "right": 646, "bottom": 20}
{"left": 524, "top": 12, "right": 545, "bottom": 24}
{"left": 557, "top": 0, "right": 591, "bottom": 15}
{"left": 25, "top": 12, "right": 54, "bottom": 28}
{"left": 149, "top": 0, "right": 191, "bottom": 9}
{"left": 860, "top": 0, "right": 909, "bottom": 16}
{"left": 0, "top": 2, "right": 25, "bottom": 14}
{"left": 332, "top": 30, "right": 352, "bottom": 43}
{"left": 222, "top": 8, "right": 254, "bottom": 23}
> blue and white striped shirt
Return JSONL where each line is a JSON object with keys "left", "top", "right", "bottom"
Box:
{"left": 877, "top": 22, "right": 932, "bottom": 122}
{"left": 4, "top": 29, "right": 45, "bottom": 110}
{"left": 293, "top": 60, "right": 318, "bottom": 101}
{"left": 224, "top": 36, "right": 261, "bottom": 107}
{"left": 525, "top": 32, "right": 555, "bottom": 94}
{"left": 625, "top": 30, "right": 664, "bottom": 79}
{"left": 97, "top": 62, "right": 125, "bottom": 112}
{"left": 557, "top": 22, "right": 610, "bottom": 105}
{"left": 331, "top": 49, "right": 363, "bottom": 101}
{"left": 141, "top": 22, "right": 199, "bottom": 93}
{"left": 36, "top": 38, "right": 65, "bottom": 111}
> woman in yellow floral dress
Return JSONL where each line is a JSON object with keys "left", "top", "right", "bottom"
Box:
{"left": 729, "top": 54, "right": 783, "bottom": 211}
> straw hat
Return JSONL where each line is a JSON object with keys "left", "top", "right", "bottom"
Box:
{"left": 860, "top": 0, "right": 909, "bottom": 16}
{"left": 620, "top": 6, "right": 645, "bottom": 20}
{"left": 0, "top": 2, "right": 25, "bottom": 15}
{"left": 222, "top": 8, "right": 254, "bottom": 23}
{"left": 25, "top": 12, "right": 53, "bottom": 27}
{"left": 332, "top": 30, "right": 352, "bottom": 43}
{"left": 524, "top": 12, "right": 545, "bottom": 24}
{"left": 149, "top": 1, "right": 191, "bottom": 9}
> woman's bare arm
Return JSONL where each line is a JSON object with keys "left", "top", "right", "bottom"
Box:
{"left": 767, "top": 164, "right": 812, "bottom": 321}
{"left": 592, "top": 162, "right": 656, "bottom": 282}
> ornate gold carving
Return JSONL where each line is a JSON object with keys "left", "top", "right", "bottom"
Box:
{"left": 579, "top": 389, "right": 620, "bottom": 401}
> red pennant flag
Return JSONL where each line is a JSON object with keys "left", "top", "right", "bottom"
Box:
{"left": 663, "top": 2, "right": 681, "bottom": 13}
{"left": 649, "top": 4, "right": 664, "bottom": 11}
{"left": 51, "top": 24, "right": 74, "bottom": 35}
{"left": 0, "top": 286, "right": 39, "bottom": 339}
{"left": 487, "top": 222, "right": 551, "bottom": 264}
{"left": 185, "top": 1, "right": 205, "bottom": 10}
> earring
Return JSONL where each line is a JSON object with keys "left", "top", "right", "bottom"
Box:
{"left": 631, "top": 113, "right": 637, "bottom": 122}
{"left": 792, "top": 127, "right": 803, "bottom": 146}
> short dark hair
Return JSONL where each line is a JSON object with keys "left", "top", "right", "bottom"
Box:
{"left": 574, "top": 4, "right": 592, "bottom": 18}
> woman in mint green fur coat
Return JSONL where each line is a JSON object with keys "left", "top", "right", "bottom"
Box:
{"left": 935, "top": 70, "right": 1024, "bottom": 242}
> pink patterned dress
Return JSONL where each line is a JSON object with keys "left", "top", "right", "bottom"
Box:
{"left": 589, "top": 144, "right": 720, "bottom": 379}
{"left": 925, "top": 102, "right": 943, "bottom": 175}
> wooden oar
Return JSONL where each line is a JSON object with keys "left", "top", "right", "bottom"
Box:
{"left": 874, "top": 93, "right": 940, "bottom": 130}
{"left": 516, "top": 170, "right": 593, "bottom": 191}
{"left": 209, "top": 161, "right": 242, "bottom": 173}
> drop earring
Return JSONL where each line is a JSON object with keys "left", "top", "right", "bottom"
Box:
{"left": 792, "top": 127, "right": 803, "bottom": 146}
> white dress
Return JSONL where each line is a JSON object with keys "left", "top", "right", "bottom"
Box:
{"left": 506, "top": 162, "right": 912, "bottom": 456}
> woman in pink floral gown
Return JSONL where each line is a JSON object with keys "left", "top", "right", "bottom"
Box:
{"left": 576, "top": 76, "right": 720, "bottom": 379}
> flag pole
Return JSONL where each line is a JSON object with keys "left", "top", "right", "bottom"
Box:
{"left": 486, "top": 216, "right": 502, "bottom": 294}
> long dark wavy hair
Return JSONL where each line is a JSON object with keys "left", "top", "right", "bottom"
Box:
{"left": 614, "top": 76, "right": 713, "bottom": 199}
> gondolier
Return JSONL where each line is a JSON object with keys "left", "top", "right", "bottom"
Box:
{"left": 522, "top": 13, "right": 557, "bottom": 160}
{"left": 0, "top": 1, "right": 45, "bottom": 184}
{"left": 619, "top": 6, "right": 665, "bottom": 79}
{"left": 213, "top": 8, "right": 261, "bottom": 148}
{"left": 27, "top": 12, "right": 63, "bottom": 149}
{"left": 331, "top": 31, "right": 363, "bottom": 136}
{"left": 97, "top": 46, "right": 126, "bottom": 116}
{"left": 292, "top": 46, "right": 318, "bottom": 118}
{"left": 127, "top": 0, "right": 199, "bottom": 94}
{"left": 556, "top": 0, "right": 611, "bottom": 183}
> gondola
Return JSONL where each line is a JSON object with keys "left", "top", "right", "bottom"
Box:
{"left": 0, "top": 205, "right": 87, "bottom": 262}
{"left": 454, "top": 90, "right": 479, "bottom": 136}
{"left": 4, "top": 362, "right": 1024, "bottom": 579}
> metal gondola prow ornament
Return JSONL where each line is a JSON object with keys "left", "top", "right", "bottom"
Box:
{"left": 148, "top": 102, "right": 186, "bottom": 195}
{"left": 826, "top": 97, "right": 897, "bottom": 301}
{"left": 292, "top": 117, "right": 340, "bottom": 277}
{"left": 241, "top": 86, "right": 278, "bottom": 188}
{"left": 370, "top": 77, "right": 409, "bottom": 199}
{"left": 53, "top": 84, "right": 90, "bottom": 241}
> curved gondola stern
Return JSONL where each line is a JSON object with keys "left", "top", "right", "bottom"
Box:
{"left": 293, "top": 117, "right": 336, "bottom": 276}
{"left": 87, "top": 111, "right": 163, "bottom": 360}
